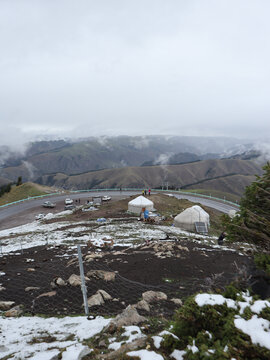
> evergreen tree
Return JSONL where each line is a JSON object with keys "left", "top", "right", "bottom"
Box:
{"left": 223, "top": 162, "right": 270, "bottom": 251}
{"left": 16, "top": 176, "right": 22, "bottom": 186}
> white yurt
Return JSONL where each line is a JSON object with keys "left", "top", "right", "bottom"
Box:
{"left": 174, "top": 205, "right": 210, "bottom": 232}
{"left": 128, "top": 196, "right": 154, "bottom": 214}
{"left": 228, "top": 209, "right": 237, "bottom": 218}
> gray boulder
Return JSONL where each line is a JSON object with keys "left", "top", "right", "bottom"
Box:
{"left": 142, "top": 291, "right": 167, "bottom": 303}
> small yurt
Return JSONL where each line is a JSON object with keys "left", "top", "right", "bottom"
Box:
{"left": 174, "top": 205, "right": 210, "bottom": 232}
{"left": 128, "top": 195, "right": 154, "bottom": 214}
{"left": 228, "top": 209, "right": 237, "bottom": 218}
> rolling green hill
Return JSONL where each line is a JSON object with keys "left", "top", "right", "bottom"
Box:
{"left": 0, "top": 182, "right": 56, "bottom": 206}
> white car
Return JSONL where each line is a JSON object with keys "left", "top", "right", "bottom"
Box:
{"left": 42, "top": 201, "right": 56, "bottom": 208}
{"left": 35, "top": 213, "right": 45, "bottom": 220}
{"left": 65, "top": 198, "right": 73, "bottom": 205}
{"left": 102, "top": 196, "right": 111, "bottom": 201}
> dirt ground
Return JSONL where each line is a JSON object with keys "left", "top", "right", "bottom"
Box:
{"left": 0, "top": 238, "right": 253, "bottom": 318}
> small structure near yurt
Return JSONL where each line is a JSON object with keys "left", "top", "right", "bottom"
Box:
{"left": 174, "top": 205, "right": 210, "bottom": 234}
{"left": 128, "top": 195, "right": 154, "bottom": 215}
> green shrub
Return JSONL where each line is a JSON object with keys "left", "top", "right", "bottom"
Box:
{"left": 254, "top": 252, "right": 270, "bottom": 277}
{"left": 162, "top": 291, "right": 270, "bottom": 359}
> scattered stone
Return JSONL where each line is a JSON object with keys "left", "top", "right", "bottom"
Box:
{"left": 68, "top": 274, "right": 85, "bottom": 286}
{"left": 135, "top": 300, "right": 151, "bottom": 312}
{"left": 98, "top": 289, "right": 112, "bottom": 300}
{"left": 87, "top": 292, "right": 104, "bottom": 307}
{"left": 56, "top": 277, "right": 67, "bottom": 286}
{"left": 142, "top": 290, "right": 167, "bottom": 303}
{"left": 87, "top": 270, "right": 116, "bottom": 282}
{"left": 27, "top": 268, "right": 35, "bottom": 272}
{"left": 171, "top": 298, "right": 183, "bottom": 306}
{"left": 66, "top": 258, "right": 78, "bottom": 267}
{"left": 37, "top": 291, "right": 57, "bottom": 299}
{"left": 96, "top": 337, "right": 147, "bottom": 359}
{"left": 0, "top": 301, "right": 15, "bottom": 311}
{"left": 25, "top": 287, "right": 40, "bottom": 292}
{"left": 177, "top": 245, "right": 189, "bottom": 251}
{"left": 98, "top": 340, "right": 107, "bottom": 347}
{"left": 87, "top": 289, "right": 112, "bottom": 307}
{"left": 106, "top": 305, "right": 146, "bottom": 331}
{"left": 85, "top": 253, "right": 103, "bottom": 262}
{"left": 4, "top": 305, "right": 23, "bottom": 317}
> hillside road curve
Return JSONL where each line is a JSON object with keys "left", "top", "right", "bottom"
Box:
{"left": 0, "top": 190, "right": 239, "bottom": 230}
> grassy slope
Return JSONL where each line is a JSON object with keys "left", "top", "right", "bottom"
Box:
{"left": 0, "top": 182, "right": 55, "bottom": 206}
{"left": 50, "top": 158, "right": 262, "bottom": 197}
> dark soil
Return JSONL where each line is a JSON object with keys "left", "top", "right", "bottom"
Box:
{"left": 0, "top": 238, "right": 254, "bottom": 318}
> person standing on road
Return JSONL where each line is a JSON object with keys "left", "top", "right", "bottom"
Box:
{"left": 148, "top": 188, "right": 151, "bottom": 196}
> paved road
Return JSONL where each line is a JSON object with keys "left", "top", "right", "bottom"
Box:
{"left": 169, "top": 193, "right": 239, "bottom": 214}
{"left": 0, "top": 190, "right": 238, "bottom": 230}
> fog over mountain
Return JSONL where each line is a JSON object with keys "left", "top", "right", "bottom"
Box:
{"left": 1, "top": 0, "right": 270, "bottom": 149}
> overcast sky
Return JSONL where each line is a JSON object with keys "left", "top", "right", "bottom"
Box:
{"left": 1, "top": 0, "right": 270, "bottom": 149}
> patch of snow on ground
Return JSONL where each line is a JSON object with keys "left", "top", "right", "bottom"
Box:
{"left": 108, "top": 325, "right": 145, "bottom": 350}
{"left": 170, "top": 349, "right": 186, "bottom": 359}
{"left": 127, "top": 349, "right": 164, "bottom": 359}
{"left": 0, "top": 315, "right": 110, "bottom": 359}
{"left": 250, "top": 300, "right": 270, "bottom": 314}
{"left": 195, "top": 294, "right": 237, "bottom": 309}
{"left": 234, "top": 315, "right": 270, "bottom": 350}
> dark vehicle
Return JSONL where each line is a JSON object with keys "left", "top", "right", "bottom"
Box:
{"left": 42, "top": 201, "right": 56, "bottom": 208}
{"left": 65, "top": 204, "right": 76, "bottom": 211}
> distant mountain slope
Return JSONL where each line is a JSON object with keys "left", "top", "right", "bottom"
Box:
{"left": 0, "top": 136, "right": 253, "bottom": 183}
{"left": 37, "top": 159, "right": 263, "bottom": 197}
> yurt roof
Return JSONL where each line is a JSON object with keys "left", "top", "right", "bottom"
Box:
{"left": 174, "top": 205, "right": 209, "bottom": 222}
{"left": 128, "top": 195, "right": 153, "bottom": 206}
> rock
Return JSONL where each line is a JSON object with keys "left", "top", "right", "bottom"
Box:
{"left": 87, "top": 292, "right": 104, "bottom": 307}
{"left": 177, "top": 245, "right": 189, "bottom": 251}
{"left": 37, "top": 291, "right": 57, "bottom": 298}
{"left": 0, "top": 301, "right": 15, "bottom": 310}
{"left": 96, "top": 337, "right": 147, "bottom": 359}
{"left": 25, "top": 286, "right": 40, "bottom": 292}
{"left": 27, "top": 268, "right": 35, "bottom": 272}
{"left": 98, "top": 289, "right": 112, "bottom": 300}
{"left": 171, "top": 298, "right": 183, "bottom": 306}
{"left": 87, "top": 289, "right": 112, "bottom": 307}
{"left": 68, "top": 274, "right": 82, "bottom": 286}
{"left": 5, "top": 305, "right": 23, "bottom": 317}
{"left": 142, "top": 290, "right": 167, "bottom": 303}
{"left": 0, "top": 286, "right": 6, "bottom": 291}
{"left": 106, "top": 305, "right": 146, "bottom": 331}
{"left": 85, "top": 253, "right": 103, "bottom": 261}
{"left": 86, "top": 270, "right": 116, "bottom": 282}
{"left": 66, "top": 258, "right": 78, "bottom": 267}
{"left": 50, "top": 281, "right": 58, "bottom": 289}
{"left": 98, "top": 340, "right": 107, "bottom": 347}
{"left": 135, "top": 300, "right": 151, "bottom": 312}
{"left": 56, "top": 277, "right": 67, "bottom": 286}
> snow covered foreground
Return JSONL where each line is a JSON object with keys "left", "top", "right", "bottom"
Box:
{"left": 0, "top": 315, "right": 110, "bottom": 360}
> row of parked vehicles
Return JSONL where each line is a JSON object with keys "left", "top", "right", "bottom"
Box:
{"left": 42, "top": 196, "right": 111, "bottom": 210}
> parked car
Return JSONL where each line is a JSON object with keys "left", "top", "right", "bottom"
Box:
{"left": 65, "top": 198, "right": 73, "bottom": 205}
{"left": 65, "top": 204, "right": 76, "bottom": 210}
{"left": 35, "top": 213, "right": 45, "bottom": 220}
{"left": 102, "top": 195, "right": 111, "bottom": 201}
{"left": 42, "top": 201, "right": 56, "bottom": 208}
